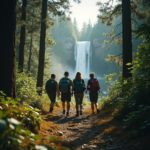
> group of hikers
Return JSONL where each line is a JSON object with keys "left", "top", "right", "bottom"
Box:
{"left": 45, "top": 71, "right": 100, "bottom": 116}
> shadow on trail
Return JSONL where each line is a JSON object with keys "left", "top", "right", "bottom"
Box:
{"left": 64, "top": 114, "right": 122, "bottom": 150}
{"left": 68, "top": 124, "right": 102, "bottom": 150}
{"left": 44, "top": 114, "right": 90, "bottom": 124}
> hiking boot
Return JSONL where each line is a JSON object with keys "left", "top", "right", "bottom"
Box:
{"left": 97, "top": 109, "right": 100, "bottom": 114}
{"left": 80, "top": 111, "right": 82, "bottom": 115}
{"left": 76, "top": 111, "right": 79, "bottom": 117}
{"left": 92, "top": 111, "right": 95, "bottom": 115}
{"left": 62, "top": 110, "right": 65, "bottom": 115}
{"left": 49, "top": 107, "right": 53, "bottom": 113}
{"left": 66, "top": 112, "right": 69, "bottom": 116}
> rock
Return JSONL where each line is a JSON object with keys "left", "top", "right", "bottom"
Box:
{"left": 81, "top": 144, "right": 88, "bottom": 149}
{"left": 81, "top": 144, "right": 98, "bottom": 150}
{"left": 88, "top": 145, "right": 97, "bottom": 148}
{"left": 67, "top": 127, "right": 79, "bottom": 131}
{"left": 68, "top": 124, "right": 75, "bottom": 127}
{"left": 57, "top": 131, "right": 63, "bottom": 136}
{"left": 83, "top": 119, "right": 88, "bottom": 122}
{"left": 48, "top": 129, "right": 53, "bottom": 132}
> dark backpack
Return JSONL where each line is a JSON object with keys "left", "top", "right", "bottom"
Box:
{"left": 89, "top": 78, "right": 100, "bottom": 92}
{"left": 59, "top": 78, "right": 70, "bottom": 93}
{"left": 74, "top": 79, "right": 85, "bottom": 93}
{"left": 45, "top": 79, "right": 57, "bottom": 93}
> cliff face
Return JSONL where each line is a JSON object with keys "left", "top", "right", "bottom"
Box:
{"left": 91, "top": 38, "right": 120, "bottom": 76}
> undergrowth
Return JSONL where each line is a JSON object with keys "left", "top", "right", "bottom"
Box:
{"left": 99, "top": 39, "right": 150, "bottom": 136}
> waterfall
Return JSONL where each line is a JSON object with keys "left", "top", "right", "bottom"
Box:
{"left": 75, "top": 41, "right": 91, "bottom": 78}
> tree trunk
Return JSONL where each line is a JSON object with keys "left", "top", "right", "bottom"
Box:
{"left": 18, "top": 0, "right": 27, "bottom": 72}
{"left": 27, "top": 19, "right": 33, "bottom": 72}
{"left": 122, "top": 0, "right": 132, "bottom": 78}
{"left": 0, "top": 0, "right": 16, "bottom": 98}
{"left": 36, "top": 0, "right": 48, "bottom": 95}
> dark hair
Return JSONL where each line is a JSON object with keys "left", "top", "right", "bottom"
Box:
{"left": 75, "top": 72, "right": 82, "bottom": 80}
{"left": 51, "top": 74, "right": 56, "bottom": 79}
{"left": 90, "top": 73, "right": 94, "bottom": 78}
{"left": 64, "top": 71, "right": 69, "bottom": 77}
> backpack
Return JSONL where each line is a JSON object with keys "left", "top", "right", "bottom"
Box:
{"left": 59, "top": 78, "right": 70, "bottom": 93}
{"left": 89, "top": 78, "right": 100, "bottom": 92}
{"left": 45, "top": 79, "right": 57, "bottom": 93}
{"left": 74, "top": 79, "right": 85, "bottom": 93}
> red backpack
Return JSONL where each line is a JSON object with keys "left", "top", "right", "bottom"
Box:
{"left": 89, "top": 78, "right": 100, "bottom": 92}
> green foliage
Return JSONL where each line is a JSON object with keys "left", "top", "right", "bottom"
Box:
{"left": 100, "top": 36, "right": 150, "bottom": 135}
{"left": 0, "top": 97, "right": 41, "bottom": 133}
{"left": 0, "top": 118, "right": 35, "bottom": 150}
{"left": 0, "top": 96, "right": 41, "bottom": 149}
{"left": 98, "top": 0, "right": 150, "bottom": 136}
{"left": 16, "top": 73, "right": 37, "bottom": 99}
{"left": 16, "top": 73, "right": 50, "bottom": 111}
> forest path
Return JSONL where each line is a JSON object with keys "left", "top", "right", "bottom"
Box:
{"left": 39, "top": 106, "right": 144, "bottom": 150}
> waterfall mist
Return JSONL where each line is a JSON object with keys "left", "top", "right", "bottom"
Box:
{"left": 75, "top": 41, "right": 91, "bottom": 78}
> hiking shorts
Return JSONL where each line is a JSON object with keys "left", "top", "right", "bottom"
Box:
{"left": 74, "top": 93, "right": 84, "bottom": 105}
{"left": 61, "top": 92, "right": 71, "bottom": 102}
{"left": 48, "top": 93, "right": 56, "bottom": 103}
{"left": 89, "top": 92, "right": 98, "bottom": 103}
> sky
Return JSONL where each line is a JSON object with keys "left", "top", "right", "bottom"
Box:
{"left": 70, "top": 0, "right": 100, "bottom": 30}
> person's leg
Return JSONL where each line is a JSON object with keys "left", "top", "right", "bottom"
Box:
{"left": 62, "top": 101, "right": 65, "bottom": 114}
{"left": 66, "top": 102, "right": 70, "bottom": 116}
{"left": 61, "top": 93, "right": 66, "bottom": 114}
{"left": 49, "top": 94, "right": 56, "bottom": 113}
{"left": 90, "top": 92, "right": 94, "bottom": 114}
{"left": 76, "top": 103, "right": 79, "bottom": 116}
{"left": 80, "top": 93, "right": 84, "bottom": 115}
{"left": 75, "top": 94, "right": 79, "bottom": 116}
{"left": 94, "top": 102, "right": 97, "bottom": 111}
{"left": 91, "top": 102, "right": 94, "bottom": 114}
{"left": 50, "top": 102, "right": 54, "bottom": 112}
{"left": 94, "top": 92, "right": 99, "bottom": 113}
{"left": 66, "top": 93, "right": 71, "bottom": 116}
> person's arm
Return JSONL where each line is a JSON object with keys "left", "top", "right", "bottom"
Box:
{"left": 98, "top": 81, "right": 100, "bottom": 92}
{"left": 97, "top": 79, "right": 100, "bottom": 93}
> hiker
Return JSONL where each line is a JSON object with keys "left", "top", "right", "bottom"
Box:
{"left": 59, "top": 71, "right": 73, "bottom": 116}
{"left": 73, "top": 72, "right": 86, "bottom": 116}
{"left": 87, "top": 73, "right": 100, "bottom": 114}
{"left": 45, "top": 74, "right": 59, "bottom": 113}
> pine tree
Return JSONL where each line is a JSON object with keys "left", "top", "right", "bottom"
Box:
{"left": 0, "top": 0, "right": 16, "bottom": 97}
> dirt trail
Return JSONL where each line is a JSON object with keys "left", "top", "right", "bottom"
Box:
{"left": 39, "top": 107, "right": 148, "bottom": 150}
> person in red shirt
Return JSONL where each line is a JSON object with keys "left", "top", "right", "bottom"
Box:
{"left": 87, "top": 73, "right": 100, "bottom": 114}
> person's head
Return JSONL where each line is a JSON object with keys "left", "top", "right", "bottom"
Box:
{"left": 75, "top": 72, "right": 82, "bottom": 80}
{"left": 51, "top": 74, "right": 56, "bottom": 79}
{"left": 89, "top": 73, "right": 94, "bottom": 79}
{"left": 64, "top": 71, "right": 69, "bottom": 77}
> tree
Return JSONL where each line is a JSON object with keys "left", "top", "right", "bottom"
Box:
{"left": 18, "top": 0, "right": 27, "bottom": 72}
{"left": 27, "top": 18, "right": 33, "bottom": 72}
{"left": 0, "top": 0, "right": 16, "bottom": 98}
{"left": 122, "top": 0, "right": 132, "bottom": 78}
{"left": 36, "top": 0, "right": 48, "bottom": 95}
{"left": 36, "top": 0, "right": 80, "bottom": 94}
{"left": 97, "top": 0, "right": 132, "bottom": 78}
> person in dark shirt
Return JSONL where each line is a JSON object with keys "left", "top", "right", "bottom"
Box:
{"left": 45, "top": 74, "right": 59, "bottom": 113}
{"left": 59, "top": 71, "right": 73, "bottom": 116}
{"left": 73, "top": 72, "right": 85, "bottom": 116}
{"left": 87, "top": 73, "right": 100, "bottom": 114}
